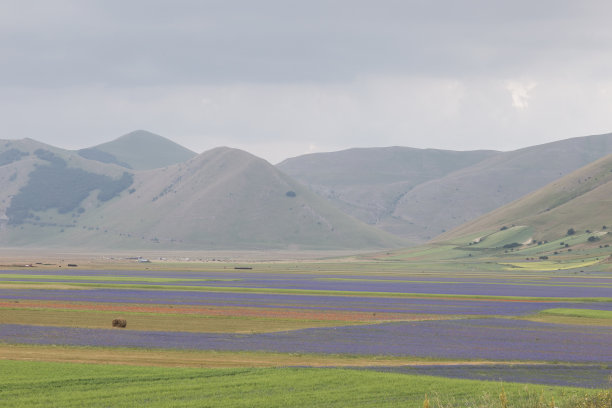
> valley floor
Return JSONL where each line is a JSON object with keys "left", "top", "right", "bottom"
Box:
{"left": 1, "top": 249, "right": 611, "bottom": 407}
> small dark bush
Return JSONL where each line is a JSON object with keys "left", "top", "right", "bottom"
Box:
{"left": 499, "top": 226, "right": 508, "bottom": 231}
{"left": 285, "top": 191, "right": 296, "bottom": 197}
{"left": 539, "top": 256, "right": 549, "bottom": 260}
{"left": 588, "top": 236, "right": 600, "bottom": 242}
{"left": 502, "top": 242, "right": 521, "bottom": 249}
{"left": 567, "top": 228, "right": 576, "bottom": 235}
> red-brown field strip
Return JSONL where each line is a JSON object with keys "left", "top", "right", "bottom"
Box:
{"left": 0, "top": 300, "right": 444, "bottom": 322}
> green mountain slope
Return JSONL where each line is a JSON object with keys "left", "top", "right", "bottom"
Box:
{"left": 436, "top": 153, "right": 612, "bottom": 244}
{"left": 79, "top": 130, "right": 197, "bottom": 170}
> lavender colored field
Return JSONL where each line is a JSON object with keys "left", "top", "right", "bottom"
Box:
{"left": 3, "top": 270, "right": 612, "bottom": 298}
{"left": 3, "top": 287, "right": 612, "bottom": 316}
{"left": 2, "top": 318, "right": 611, "bottom": 363}
{"left": 362, "top": 364, "right": 612, "bottom": 388}
{"left": 3, "top": 267, "right": 612, "bottom": 376}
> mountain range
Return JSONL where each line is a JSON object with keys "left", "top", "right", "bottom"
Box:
{"left": 1, "top": 129, "right": 612, "bottom": 251}
{"left": 0, "top": 132, "right": 401, "bottom": 250}
{"left": 279, "top": 133, "right": 612, "bottom": 244}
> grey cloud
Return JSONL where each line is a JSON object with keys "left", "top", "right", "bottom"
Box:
{"left": 1, "top": 0, "right": 612, "bottom": 163}
{"left": 3, "top": 0, "right": 612, "bottom": 87}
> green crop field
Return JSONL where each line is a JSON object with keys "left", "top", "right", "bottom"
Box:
{"left": 0, "top": 360, "right": 607, "bottom": 408}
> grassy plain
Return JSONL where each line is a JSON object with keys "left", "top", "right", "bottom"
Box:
{"left": 0, "top": 360, "right": 602, "bottom": 408}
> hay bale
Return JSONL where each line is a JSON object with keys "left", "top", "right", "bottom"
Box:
{"left": 112, "top": 318, "right": 127, "bottom": 328}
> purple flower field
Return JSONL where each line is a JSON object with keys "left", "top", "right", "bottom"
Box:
{"left": 3, "top": 269, "right": 612, "bottom": 298}
{"left": 361, "top": 364, "right": 612, "bottom": 388}
{"left": 2, "top": 287, "right": 611, "bottom": 316}
{"left": 2, "top": 267, "right": 612, "bottom": 382}
{"left": 2, "top": 318, "right": 611, "bottom": 363}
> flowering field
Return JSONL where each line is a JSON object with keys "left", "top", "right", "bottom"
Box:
{"left": 1, "top": 264, "right": 611, "bottom": 392}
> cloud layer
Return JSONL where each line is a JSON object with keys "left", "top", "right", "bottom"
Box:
{"left": 1, "top": 1, "right": 612, "bottom": 162}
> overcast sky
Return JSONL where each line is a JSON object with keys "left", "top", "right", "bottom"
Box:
{"left": 2, "top": 1, "right": 612, "bottom": 163}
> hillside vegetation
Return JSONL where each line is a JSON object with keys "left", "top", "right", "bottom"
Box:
{"left": 437, "top": 152, "right": 612, "bottom": 244}
{"left": 7, "top": 149, "right": 132, "bottom": 225}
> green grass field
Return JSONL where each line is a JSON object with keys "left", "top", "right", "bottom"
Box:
{"left": 526, "top": 308, "right": 612, "bottom": 327}
{"left": 538, "top": 308, "right": 612, "bottom": 319}
{"left": 0, "top": 360, "right": 606, "bottom": 408}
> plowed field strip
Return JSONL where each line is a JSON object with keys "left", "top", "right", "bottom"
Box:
{"left": 0, "top": 300, "right": 425, "bottom": 322}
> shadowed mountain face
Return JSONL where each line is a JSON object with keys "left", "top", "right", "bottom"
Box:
{"left": 0, "top": 139, "right": 403, "bottom": 250}
{"left": 436, "top": 152, "right": 612, "bottom": 243}
{"left": 279, "top": 133, "right": 612, "bottom": 244}
{"left": 78, "top": 130, "right": 197, "bottom": 170}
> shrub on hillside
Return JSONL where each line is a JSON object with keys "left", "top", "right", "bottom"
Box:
{"left": 502, "top": 242, "right": 521, "bottom": 249}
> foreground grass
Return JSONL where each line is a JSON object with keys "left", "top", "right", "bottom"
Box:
{"left": 0, "top": 360, "right": 605, "bottom": 408}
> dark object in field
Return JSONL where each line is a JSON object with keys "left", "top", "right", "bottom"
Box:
{"left": 112, "top": 318, "right": 127, "bottom": 328}
{"left": 67, "top": 264, "right": 78, "bottom": 267}
{"left": 234, "top": 267, "right": 252, "bottom": 270}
